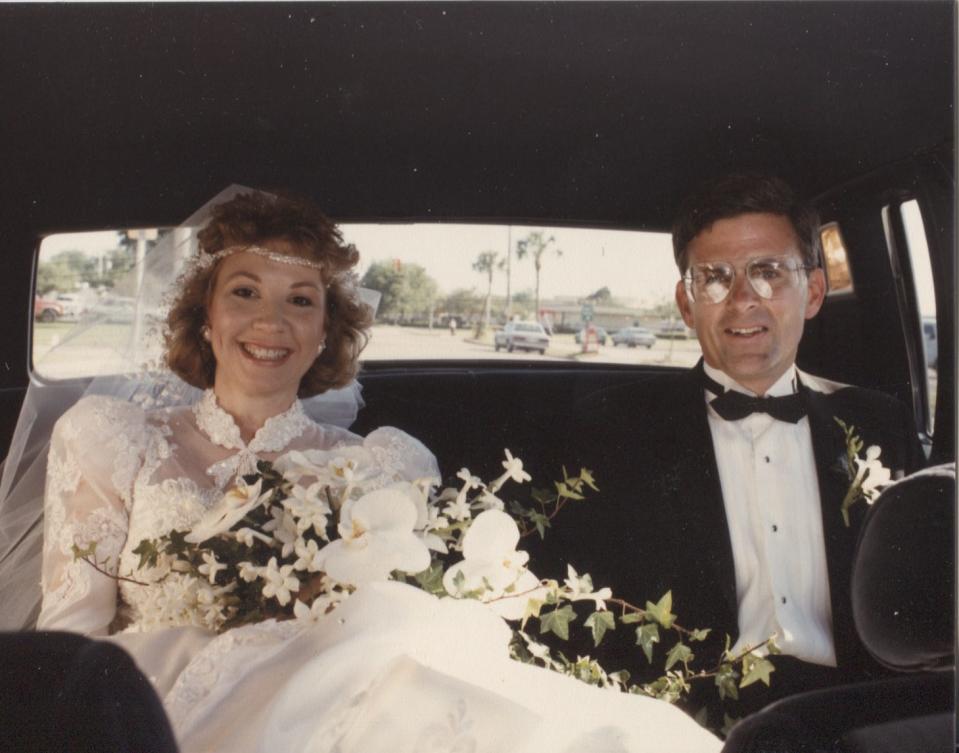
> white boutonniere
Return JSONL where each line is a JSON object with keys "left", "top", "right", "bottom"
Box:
{"left": 835, "top": 417, "right": 892, "bottom": 526}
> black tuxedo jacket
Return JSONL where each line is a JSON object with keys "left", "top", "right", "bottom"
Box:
{"left": 532, "top": 362, "right": 925, "bottom": 685}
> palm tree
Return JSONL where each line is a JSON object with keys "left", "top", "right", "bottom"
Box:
{"left": 515, "top": 231, "right": 561, "bottom": 321}
{"left": 472, "top": 250, "right": 498, "bottom": 335}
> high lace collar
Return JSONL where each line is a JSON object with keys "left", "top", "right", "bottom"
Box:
{"left": 193, "top": 389, "right": 313, "bottom": 487}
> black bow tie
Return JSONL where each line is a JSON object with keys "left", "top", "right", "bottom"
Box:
{"left": 702, "top": 371, "right": 807, "bottom": 423}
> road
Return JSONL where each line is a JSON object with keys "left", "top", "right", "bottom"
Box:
{"left": 362, "top": 325, "right": 703, "bottom": 367}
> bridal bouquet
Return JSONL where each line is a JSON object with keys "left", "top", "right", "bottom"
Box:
{"left": 78, "top": 446, "right": 774, "bottom": 721}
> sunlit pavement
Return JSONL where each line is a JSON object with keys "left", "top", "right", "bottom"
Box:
{"left": 362, "top": 325, "right": 703, "bottom": 367}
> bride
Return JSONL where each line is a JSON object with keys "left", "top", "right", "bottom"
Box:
{"left": 24, "top": 190, "right": 719, "bottom": 752}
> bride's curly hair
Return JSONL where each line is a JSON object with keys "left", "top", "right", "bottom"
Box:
{"left": 164, "top": 191, "right": 372, "bottom": 397}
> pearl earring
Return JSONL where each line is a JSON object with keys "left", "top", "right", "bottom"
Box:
{"left": 317, "top": 342, "right": 326, "bottom": 355}
{"left": 201, "top": 325, "right": 211, "bottom": 342}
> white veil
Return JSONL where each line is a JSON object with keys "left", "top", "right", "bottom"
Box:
{"left": 0, "top": 185, "right": 373, "bottom": 630}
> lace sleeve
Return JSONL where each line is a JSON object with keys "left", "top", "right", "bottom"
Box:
{"left": 362, "top": 427, "right": 441, "bottom": 483}
{"left": 37, "top": 396, "right": 150, "bottom": 635}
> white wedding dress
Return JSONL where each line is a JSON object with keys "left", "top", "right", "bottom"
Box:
{"left": 38, "top": 391, "right": 719, "bottom": 753}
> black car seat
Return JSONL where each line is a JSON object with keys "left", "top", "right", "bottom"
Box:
{"left": 721, "top": 464, "right": 955, "bottom": 753}
{"left": 0, "top": 630, "right": 179, "bottom": 753}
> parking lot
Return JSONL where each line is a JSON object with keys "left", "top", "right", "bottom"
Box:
{"left": 362, "top": 325, "right": 704, "bottom": 367}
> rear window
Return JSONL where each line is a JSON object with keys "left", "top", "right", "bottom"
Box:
{"left": 33, "top": 224, "right": 706, "bottom": 379}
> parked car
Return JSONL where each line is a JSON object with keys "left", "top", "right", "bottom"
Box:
{"left": 0, "top": 3, "right": 953, "bottom": 750}
{"left": 33, "top": 296, "right": 64, "bottom": 323}
{"left": 657, "top": 321, "right": 691, "bottom": 339}
{"left": 574, "top": 326, "right": 608, "bottom": 346}
{"left": 54, "top": 293, "right": 87, "bottom": 320}
{"left": 611, "top": 327, "right": 657, "bottom": 348}
{"left": 494, "top": 321, "right": 550, "bottom": 354}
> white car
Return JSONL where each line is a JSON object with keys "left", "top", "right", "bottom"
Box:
{"left": 493, "top": 321, "right": 550, "bottom": 354}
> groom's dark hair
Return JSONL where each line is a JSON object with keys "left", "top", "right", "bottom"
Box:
{"left": 671, "top": 174, "right": 823, "bottom": 274}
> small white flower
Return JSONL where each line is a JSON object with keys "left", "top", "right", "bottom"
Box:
{"left": 475, "top": 489, "right": 504, "bottom": 511}
{"left": 198, "top": 551, "right": 228, "bottom": 585}
{"left": 314, "top": 485, "right": 431, "bottom": 586}
{"left": 443, "top": 508, "right": 544, "bottom": 620}
{"left": 443, "top": 493, "right": 472, "bottom": 522}
{"left": 293, "top": 537, "right": 324, "bottom": 572}
{"left": 855, "top": 445, "right": 892, "bottom": 502}
{"left": 456, "top": 468, "right": 482, "bottom": 489}
{"left": 261, "top": 557, "right": 300, "bottom": 606}
{"left": 489, "top": 449, "right": 532, "bottom": 492}
{"left": 235, "top": 527, "right": 273, "bottom": 547}
{"left": 185, "top": 479, "right": 269, "bottom": 544}
{"left": 237, "top": 561, "right": 261, "bottom": 583}
{"left": 263, "top": 507, "right": 299, "bottom": 558}
{"left": 284, "top": 481, "right": 332, "bottom": 537}
{"left": 563, "top": 565, "right": 612, "bottom": 611}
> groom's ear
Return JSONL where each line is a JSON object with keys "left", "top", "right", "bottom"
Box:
{"left": 675, "top": 279, "right": 695, "bottom": 328}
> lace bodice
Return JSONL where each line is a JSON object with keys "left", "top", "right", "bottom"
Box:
{"left": 38, "top": 391, "right": 439, "bottom": 635}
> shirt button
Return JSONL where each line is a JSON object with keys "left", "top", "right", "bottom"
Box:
{"left": 772, "top": 524, "right": 779, "bottom": 532}
{"left": 781, "top": 596, "right": 787, "bottom": 604}
{"left": 764, "top": 456, "right": 771, "bottom": 463}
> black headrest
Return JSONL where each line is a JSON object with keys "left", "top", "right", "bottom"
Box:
{"left": 851, "top": 465, "right": 955, "bottom": 672}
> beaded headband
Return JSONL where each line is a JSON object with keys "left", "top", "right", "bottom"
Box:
{"left": 195, "top": 244, "right": 326, "bottom": 271}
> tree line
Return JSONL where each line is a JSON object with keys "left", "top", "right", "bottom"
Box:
{"left": 360, "top": 230, "right": 566, "bottom": 332}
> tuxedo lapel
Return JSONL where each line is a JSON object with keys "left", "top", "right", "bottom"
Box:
{"left": 804, "top": 388, "right": 862, "bottom": 665}
{"left": 671, "top": 364, "right": 740, "bottom": 638}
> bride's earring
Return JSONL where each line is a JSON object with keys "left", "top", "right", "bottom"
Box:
{"left": 317, "top": 341, "right": 326, "bottom": 355}
{"left": 201, "top": 325, "right": 212, "bottom": 343}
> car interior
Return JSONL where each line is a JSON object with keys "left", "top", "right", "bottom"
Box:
{"left": 0, "top": 2, "right": 954, "bottom": 751}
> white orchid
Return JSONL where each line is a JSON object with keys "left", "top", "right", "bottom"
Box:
{"left": 314, "top": 485, "right": 431, "bottom": 586}
{"left": 261, "top": 557, "right": 300, "bottom": 606}
{"left": 488, "top": 449, "right": 532, "bottom": 493}
{"left": 854, "top": 445, "right": 892, "bottom": 502}
{"left": 185, "top": 479, "right": 270, "bottom": 544}
{"left": 272, "top": 450, "right": 326, "bottom": 484}
{"left": 443, "top": 508, "right": 543, "bottom": 620}
{"left": 563, "top": 565, "right": 612, "bottom": 611}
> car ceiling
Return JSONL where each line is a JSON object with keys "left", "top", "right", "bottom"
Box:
{"left": 0, "top": 1, "right": 954, "bottom": 233}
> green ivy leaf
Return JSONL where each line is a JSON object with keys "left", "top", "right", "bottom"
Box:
{"left": 620, "top": 612, "right": 644, "bottom": 624}
{"left": 539, "top": 605, "right": 577, "bottom": 641}
{"left": 131, "top": 539, "right": 159, "bottom": 570}
{"left": 645, "top": 591, "right": 676, "bottom": 629}
{"left": 740, "top": 656, "right": 775, "bottom": 688}
{"left": 635, "top": 622, "right": 660, "bottom": 663}
{"left": 689, "top": 628, "right": 711, "bottom": 642}
{"left": 584, "top": 610, "right": 616, "bottom": 646}
{"left": 715, "top": 664, "right": 740, "bottom": 700}
{"left": 413, "top": 562, "right": 445, "bottom": 596}
{"left": 521, "top": 598, "right": 545, "bottom": 629}
{"left": 721, "top": 714, "right": 741, "bottom": 738}
{"left": 664, "top": 641, "right": 693, "bottom": 671}
{"left": 578, "top": 467, "right": 599, "bottom": 492}
{"left": 71, "top": 541, "right": 98, "bottom": 561}
{"left": 554, "top": 481, "right": 584, "bottom": 501}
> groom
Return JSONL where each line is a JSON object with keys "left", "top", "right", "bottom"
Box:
{"left": 539, "top": 174, "right": 924, "bottom": 720}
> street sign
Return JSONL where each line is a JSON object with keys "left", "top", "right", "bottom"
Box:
{"left": 581, "top": 303, "right": 594, "bottom": 321}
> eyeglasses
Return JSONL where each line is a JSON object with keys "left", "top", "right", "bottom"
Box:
{"left": 683, "top": 255, "right": 817, "bottom": 304}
